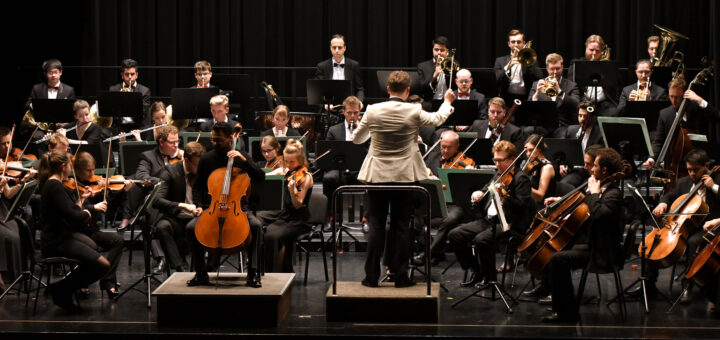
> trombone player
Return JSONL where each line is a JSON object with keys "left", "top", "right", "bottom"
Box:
{"left": 417, "top": 36, "right": 453, "bottom": 111}
{"left": 616, "top": 59, "right": 667, "bottom": 116}
{"left": 529, "top": 53, "right": 581, "bottom": 127}
{"left": 494, "top": 29, "right": 542, "bottom": 105}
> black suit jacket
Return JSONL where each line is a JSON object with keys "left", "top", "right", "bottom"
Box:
{"left": 493, "top": 55, "right": 543, "bottom": 98}
{"left": 528, "top": 77, "right": 581, "bottom": 126}
{"left": 468, "top": 119, "right": 524, "bottom": 150}
{"left": 153, "top": 161, "right": 190, "bottom": 218}
{"left": 454, "top": 89, "right": 488, "bottom": 120}
{"left": 586, "top": 184, "right": 625, "bottom": 272}
{"left": 315, "top": 57, "right": 365, "bottom": 103}
{"left": 417, "top": 59, "right": 454, "bottom": 105}
{"left": 554, "top": 124, "right": 603, "bottom": 149}
{"left": 109, "top": 82, "right": 152, "bottom": 125}
{"left": 475, "top": 168, "right": 533, "bottom": 237}
{"left": 616, "top": 82, "right": 668, "bottom": 116}
{"left": 135, "top": 147, "right": 171, "bottom": 182}
{"left": 326, "top": 122, "right": 347, "bottom": 141}
{"left": 260, "top": 127, "right": 301, "bottom": 138}
{"left": 651, "top": 102, "right": 718, "bottom": 157}
{"left": 66, "top": 123, "right": 113, "bottom": 168}
{"left": 199, "top": 118, "right": 240, "bottom": 132}
{"left": 661, "top": 174, "right": 720, "bottom": 221}
{"left": 25, "top": 82, "right": 76, "bottom": 110}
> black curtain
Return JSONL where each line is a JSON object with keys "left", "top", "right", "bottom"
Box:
{"left": 8, "top": 0, "right": 717, "bottom": 137}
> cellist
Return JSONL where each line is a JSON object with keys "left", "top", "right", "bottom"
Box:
{"left": 186, "top": 122, "right": 265, "bottom": 288}
{"left": 699, "top": 217, "right": 720, "bottom": 316}
{"left": 639, "top": 149, "right": 720, "bottom": 303}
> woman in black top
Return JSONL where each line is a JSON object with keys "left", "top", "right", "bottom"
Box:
{"left": 38, "top": 150, "right": 114, "bottom": 310}
{"left": 523, "top": 134, "right": 557, "bottom": 205}
{"left": 65, "top": 100, "right": 112, "bottom": 167}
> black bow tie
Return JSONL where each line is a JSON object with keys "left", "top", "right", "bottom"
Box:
{"left": 334, "top": 63, "right": 345, "bottom": 68}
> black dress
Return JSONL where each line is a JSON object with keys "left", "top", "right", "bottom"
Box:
{"left": 528, "top": 158, "right": 557, "bottom": 206}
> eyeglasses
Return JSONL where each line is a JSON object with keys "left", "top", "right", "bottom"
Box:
{"left": 261, "top": 149, "right": 276, "bottom": 154}
{"left": 196, "top": 72, "right": 211, "bottom": 77}
{"left": 637, "top": 70, "right": 651, "bottom": 74}
{"left": 457, "top": 79, "right": 471, "bottom": 84}
{"left": 492, "top": 157, "right": 507, "bottom": 163}
{"left": 164, "top": 140, "right": 179, "bottom": 145}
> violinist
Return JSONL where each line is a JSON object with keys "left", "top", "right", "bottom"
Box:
{"left": 199, "top": 94, "right": 240, "bottom": 132}
{"left": 152, "top": 142, "right": 206, "bottom": 274}
{"left": 257, "top": 135, "right": 283, "bottom": 170}
{"left": 187, "top": 122, "right": 264, "bottom": 287}
{"left": 541, "top": 148, "right": 625, "bottom": 323}
{"left": 616, "top": 59, "right": 667, "bottom": 116}
{"left": 523, "top": 134, "right": 556, "bottom": 204}
{"left": 643, "top": 78, "right": 717, "bottom": 170}
{"left": 415, "top": 130, "right": 475, "bottom": 266}
{"left": 0, "top": 175, "right": 24, "bottom": 290}
{"left": 448, "top": 141, "right": 531, "bottom": 287}
{"left": 260, "top": 105, "right": 301, "bottom": 138}
{"left": 37, "top": 150, "right": 116, "bottom": 310}
{"left": 0, "top": 127, "right": 35, "bottom": 186}
{"left": 263, "top": 139, "right": 314, "bottom": 273}
{"left": 640, "top": 149, "right": 720, "bottom": 302}
{"left": 468, "top": 97, "right": 523, "bottom": 149}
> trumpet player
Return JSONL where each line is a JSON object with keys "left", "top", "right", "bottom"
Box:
{"left": 616, "top": 59, "right": 667, "bottom": 115}
{"left": 493, "top": 29, "right": 542, "bottom": 105}
{"left": 109, "top": 59, "right": 151, "bottom": 126}
{"left": 417, "top": 36, "right": 452, "bottom": 110}
{"left": 529, "top": 53, "right": 581, "bottom": 127}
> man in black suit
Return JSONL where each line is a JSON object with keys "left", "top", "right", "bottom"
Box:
{"left": 152, "top": 141, "right": 206, "bottom": 273}
{"left": 528, "top": 53, "right": 581, "bottom": 127}
{"left": 454, "top": 69, "right": 488, "bottom": 120}
{"left": 542, "top": 148, "right": 625, "bottom": 323}
{"left": 647, "top": 36, "right": 660, "bottom": 61}
{"left": 109, "top": 59, "right": 152, "bottom": 126}
{"left": 616, "top": 59, "right": 668, "bottom": 115}
{"left": 448, "top": 140, "right": 532, "bottom": 287}
{"left": 553, "top": 100, "right": 603, "bottom": 153}
{"left": 315, "top": 34, "right": 365, "bottom": 103}
{"left": 638, "top": 149, "right": 720, "bottom": 302}
{"left": 417, "top": 36, "right": 452, "bottom": 111}
{"left": 643, "top": 78, "right": 718, "bottom": 170}
{"left": 493, "top": 29, "right": 543, "bottom": 105}
{"left": 566, "top": 35, "right": 619, "bottom": 117}
{"left": 198, "top": 94, "right": 240, "bottom": 132}
{"left": 467, "top": 97, "right": 523, "bottom": 150}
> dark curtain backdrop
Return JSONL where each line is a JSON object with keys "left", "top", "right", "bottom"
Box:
{"left": 8, "top": 0, "right": 719, "bottom": 139}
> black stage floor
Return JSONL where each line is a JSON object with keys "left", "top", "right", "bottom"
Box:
{"left": 1, "top": 249, "right": 719, "bottom": 339}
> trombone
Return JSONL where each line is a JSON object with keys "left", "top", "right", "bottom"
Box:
{"left": 506, "top": 41, "right": 536, "bottom": 79}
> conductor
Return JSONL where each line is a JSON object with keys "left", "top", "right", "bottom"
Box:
{"left": 351, "top": 70, "right": 456, "bottom": 288}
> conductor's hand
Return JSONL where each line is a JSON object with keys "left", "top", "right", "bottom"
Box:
{"left": 227, "top": 150, "right": 246, "bottom": 162}
{"left": 652, "top": 203, "right": 668, "bottom": 218}
{"left": 444, "top": 89, "right": 456, "bottom": 104}
{"left": 94, "top": 201, "right": 108, "bottom": 213}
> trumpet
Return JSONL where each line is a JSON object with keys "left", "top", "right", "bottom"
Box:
{"left": 540, "top": 74, "right": 561, "bottom": 99}
{"left": 634, "top": 80, "right": 651, "bottom": 101}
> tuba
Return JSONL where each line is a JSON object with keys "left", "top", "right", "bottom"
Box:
{"left": 21, "top": 110, "right": 50, "bottom": 131}
{"left": 652, "top": 24, "right": 689, "bottom": 67}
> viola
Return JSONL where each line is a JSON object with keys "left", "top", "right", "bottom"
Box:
{"left": 442, "top": 153, "right": 475, "bottom": 169}
{"left": 0, "top": 159, "right": 37, "bottom": 178}
{"left": 685, "top": 222, "right": 720, "bottom": 287}
{"left": 63, "top": 175, "right": 106, "bottom": 197}
{"left": 641, "top": 165, "right": 720, "bottom": 268}
{"left": 195, "top": 124, "right": 252, "bottom": 254}
{"left": 167, "top": 149, "right": 184, "bottom": 165}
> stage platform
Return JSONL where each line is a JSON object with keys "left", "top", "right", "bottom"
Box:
{"left": 1, "top": 251, "right": 719, "bottom": 339}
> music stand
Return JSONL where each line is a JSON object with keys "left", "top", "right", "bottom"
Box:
{"left": 211, "top": 74, "right": 252, "bottom": 123}
{"left": 97, "top": 91, "right": 144, "bottom": 123}
{"left": 573, "top": 61, "right": 620, "bottom": 103}
{"left": 545, "top": 138, "right": 584, "bottom": 169}
{"left": 468, "top": 138, "right": 495, "bottom": 166}
{"left": 515, "top": 101, "right": 559, "bottom": 134}
{"left": 119, "top": 141, "right": 157, "bottom": 176}
{"left": 114, "top": 182, "right": 163, "bottom": 308}
{"left": 625, "top": 101, "right": 670, "bottom": 130}
{"left": 250, "top": 175, "right": 284, "bottom": 211}
{"left": 170, "top": 87, "right": 220, "bottom": 121}
{"left": 181, "top": 132, "right": 213, "bottom": 152}
{"left": 306, "top": 79, "right": 351, "bottom": 106}
{"left": 377, "top": 70, "right": 422, "bottom": 96}
{"left": 3, "top": 180, "right": 38, "bottom": 223}
{"left": 650, "top": 67, "right": 673, "bottom": 91}
{"left": 471, "top": 70, "right": 499, "bottom": 98}
{"left": 441, "top": 101, "right": 479, "bottom": 126}
{"left": 314, "top": 141, "right": 367, "bottom": 172}
{"left": 438, "top": 168, "right": 494, "bottom": 205}
{"left": 688, "top": 134, "right": 719, "bottom": 163}
{"left": 31, "top": 99, "right": 75, "bottom": 124}
{"left": 597, "top": 117, "right": 653, "bottom": 159}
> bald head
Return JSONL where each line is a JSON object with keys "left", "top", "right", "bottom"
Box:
{"left": 455, "top": 69, "right": 473, "bottom": 93}
{"left": 440, "top": 130, "right": 460, "bottom": 160}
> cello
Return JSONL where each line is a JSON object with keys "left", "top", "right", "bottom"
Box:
{"left": 641, "top": 165, "right": 719, "bottom": 269}
{"left": 195, "top": 124, "right": 252, "bottom": 254}
{"left": 685, "top": 221, "right": 720, "bottom": 287}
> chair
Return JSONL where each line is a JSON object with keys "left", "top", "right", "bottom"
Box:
{"left": 295, "top": 192, "right": 329, "bottom": 285}
{"left": 32, "top": 255, "right": 81, "bottom": 315}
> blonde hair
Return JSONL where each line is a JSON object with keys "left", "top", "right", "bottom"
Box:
{"left": 546, "top": 53, "right": 563, "bottom": 65}
{"left": 273, "top": 105, "right": 290, "bottom": 119}
{"left": 585, "top": 35, "right": 606, "bottom": 49}
{"left": 209, "top": 94, "right": 229, "bottom": 108}
{"left": 194, "top": 60, "right": 211, "bottom": 72}
{"left": 283, "top": 139, "right": 307, "bottom": 167}
{"left": 73, "top": 99, "right": 89, "bottom": 112}
{"left": 488, "top": 97, "right": 506, "bottom": 110}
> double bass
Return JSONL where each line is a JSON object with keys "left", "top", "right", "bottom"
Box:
{"left": 641, "top": 165, "right": 719, "bottom": 269}
{"left": 195, "top": 124, "right": 252, "bottom": 254}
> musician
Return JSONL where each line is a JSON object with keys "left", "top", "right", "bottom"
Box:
{"left": 315, "top": 34, "right": 365, "bottom": 103}
{"left": 260, "top": 105, "right": 301, "bottom": 138}
{"left": 25, "top": 59, "right": 76, "bottom": 110}
{"left": 493, "top": 29, "right": 543, "bottom": 105}
{"left": 640, "top": 149, "right": 720, "bottom": 301}
{"left": 467, "top": 97, "right": 523, "bottom": 149}
{"left": 524, "top": 134, "right": 557, "bottom": 204}
{"left": 65, "top": 99, "right": 112, "bottom": 168}
{"left": 199, "top": 95, "right": 240, "bottom": 132}
{"left": 554, "top": 100, "right": 603, "bottom": 153}
{"left": 542, "top": 147, "right": 625, "bottom": 323}
{"left": 417, "top": 36, "right": 452, "bottom": 111}
{"left": 643, "top": 78, "right": 717, "bottom": 170}
{"left": 109, "top": 59, "right": 152, "bottom": 125}
{"left": 454, "top": 69, "right": 488, "bottom": 120}
{"left": 192, "top": 60, "right": 214, "bottom": 88}
{"left": 529, "top": 53, "right": 581, "bottom": 127}
{"left": 351, "top": 70, "right": 455, "bottom": 287}
{"left": 0, "top": 128, "right": 29, "bottom": 288}
{"left": 140, "top": 101, "right": 169, "bottom": 142}
{"left": 566, "top": 35, "right": 619, "bottom": 117}
{"left": 187, "top": 122, "right": 264, "bottom": 287}
{"left": 37, "top": 150, "right": 112, "bottom": 310}
{"left": 647, "top": 36, "right": 660, "bottom": 61}
{"left": 448, "top": 140, "right": 532, "bottom": 287}
{"left": 416, "top": 130, "right": 474, "bottom": 265}
{"left": 257, "top": 135, "right": 283, "bottom": 170}
{"left": 701, "top": 218, "right": 720, "bottom": 315}
{"left": 616, "top": 59, "right": 668, "bottom": 115}
{"left": 152, "top": 142, "right": 206, "bottom": 273}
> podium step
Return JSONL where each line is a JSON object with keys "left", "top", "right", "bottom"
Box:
{"left": 326, "top": 281, "right": 440, "bottom": 323}
{"left": 153, "top": 272, "right": 294, "bottom": 327}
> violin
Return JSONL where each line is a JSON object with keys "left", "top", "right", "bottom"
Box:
{"left": 63, "top": 175, "right": 105, "bottom": 196}
{"left": 290, "top": 166, "right": 309, "bottom": 196}
{"left": 266, "top": 155, "right": 283, "bottom": 170}
{"left": 489, "top": 99, "right": 521, "bottom": 142}
{"left": 9, "top": 148, "right": 37, "bottom": 162}
{"left": 0, "top": 159, "right": 37, "bottom": 178}
{"left": 167, "top": 149, "right": 184, "bottom": 165}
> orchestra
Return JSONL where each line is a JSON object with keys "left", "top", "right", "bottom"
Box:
{"left": 6, "top": 27, "right": 720, "bottom": 325}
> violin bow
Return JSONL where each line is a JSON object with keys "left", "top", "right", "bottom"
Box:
{"left": 520, "top": 136, "right": 544, "bottom": 172}
{"left": 103, "top": 134, "right": 113, "bottom": 202}
{"left": 2, "top": 125, "right": 15, "bottom": 178}
{"left": 449, "top": 137, "right": 478, "bottom": 168}
{"left": 16, "top": 126, "right": 38, "bottom": 162}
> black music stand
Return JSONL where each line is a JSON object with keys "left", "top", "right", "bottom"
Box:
{"left": 170, "top": 87, "right": 220, "bottom": 121}
{"left": 307, "top": 79, "right": 351, "bottom": 138}
{"left": 118, "top": 141, "right": 157, "bottom": 176}
{"left": 409, "top": 178, "right": 449, "bottom": 291}
{"left": 515, "top": 101, "right": 559, "bottom": 136}
{"left": 625, "top": 101, "right": 670, "bottom": 130}
{"left": 97, "top": 91, "right": 144, "bottom": 123}
{"left": 441, "top": 100, "right": 480, "bottom": 126}
{"left": 377, "top": 70, "right": 422, "bottom": 96}
{"left": 212, "top": 74, "right": 252, "bottom": 123}
{"left": 651, "top": 67, "right": 673, "bottom": 91}
{"left": 31, "top": 99, "right": 75, "bottom": 124}
{"left": 545, "top": 138, "right": 584, "bottom": 169}
{"left": 573, "top": 61, "right": 620, "bottom": 104}
{"left": 114, "top": 183, "right": 163, "bottom": 308}
{"left": 471, "top": 70, "right": 499, "bottom": 98}
{"left": 468, "top": 138, "right": 495, "bottom": 167}
{"left": 597, "top": 117, "right": 653, "bottom": 159}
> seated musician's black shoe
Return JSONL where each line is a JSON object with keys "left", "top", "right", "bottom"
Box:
{"left": 523, "top": 284, "right": 550, "bottom": 298}
{"left": 362, "top": 220, "right": 369, "bottom": 234}
{"left": 431, "top": 253, "right": 447, "bottom": 265}
{"left": 474, "top": 279, "right": 492, "bottom": 290}
{"left": 541, "top": 312, "right": 577, "bottom": 324}
{"left": 627, "top": 283, "right": 657, "bottom": 298}
{"left": 394, "top": 275, "right": 416, "bottom": 288}
{"left": 460, "top": 271, "right": 483, "bottom": 287}
{"left": 680, "top": 287, "right": 693, "bottom": 304}
{"left": 538, "top": 295, "right": 553, "bottom": 305}
{"left": 412, "top": 253, "right": 426, "bottom": 266}
{"left": 48, "top": 282, "right": 76, "bottom": 312}
{"left": 186, "top": 273, "right": 211, "bottom": 287}
{"left": 245, "top": 269, "right": 262, "bottom": 288}
{"left": 361, "top": 278, "right": 378, "bottom": 288}
{"left": 152, "top": 258, "right": 166, "bottom": 275}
